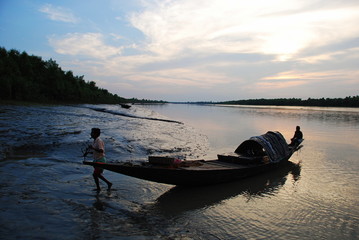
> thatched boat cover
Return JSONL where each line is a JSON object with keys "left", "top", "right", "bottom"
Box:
{"left": 235, "top": 131, "right": 289, "bottom": 162}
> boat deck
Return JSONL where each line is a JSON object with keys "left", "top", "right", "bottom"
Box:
{"left": 176, "top": 160, "right": 260, "bottom": 171}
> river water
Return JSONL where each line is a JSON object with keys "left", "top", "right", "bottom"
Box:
{"left": 0, "top": 103, "right": 358, "bottom": 239}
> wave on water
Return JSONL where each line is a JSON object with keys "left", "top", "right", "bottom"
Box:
{"left": 0, "top": 104, "right": 209, "bottom": 163}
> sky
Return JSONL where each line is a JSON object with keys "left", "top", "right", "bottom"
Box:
{"left": 1, "top": 0, "right": 359, "bottom": 102}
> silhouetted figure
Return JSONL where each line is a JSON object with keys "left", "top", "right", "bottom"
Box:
{"left": 290, "top": 126, "right": 303, "bottom": 146}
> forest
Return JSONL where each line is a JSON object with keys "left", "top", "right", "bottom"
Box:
{"left": 218, "top": 96, "right": 359, "bottom": 107}
{"left": 0, "top": 47, "right": 164, "bottom": 104}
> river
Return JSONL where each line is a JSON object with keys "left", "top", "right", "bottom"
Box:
{"left": 0, "top": 103, "right": 358, "bottom": 239}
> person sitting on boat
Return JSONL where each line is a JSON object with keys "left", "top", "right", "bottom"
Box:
{"left": 290, "top": 126, "right": 303, "bottom": 146}
{"left": 88, "top": 128, "right": 112, "bottom": 191}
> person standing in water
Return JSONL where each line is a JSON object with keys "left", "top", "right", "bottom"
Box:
{"left": 88, "top": 128, "right": 112, "bottom": 191}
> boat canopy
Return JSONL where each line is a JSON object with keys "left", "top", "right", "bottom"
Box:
{"left": 235, "top": 131, "right": 289, "bottom": 163}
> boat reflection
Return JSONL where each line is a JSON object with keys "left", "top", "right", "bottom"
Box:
{"left": 153, "top": 161, "right": 301, "bottom": 216}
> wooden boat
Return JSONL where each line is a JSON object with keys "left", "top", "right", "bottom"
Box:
{"left": 83, "top": 131, "right": 303, "bottom": 186}
{"left": 120, "top": 103, "right": 131, "bottom": 109}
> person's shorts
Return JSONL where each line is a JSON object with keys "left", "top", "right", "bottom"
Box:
{"left": 93, "top": 157, "right": 106, "bottom": 175}
{"left": 93, "top": 167, "right": 104, "bottom": 175}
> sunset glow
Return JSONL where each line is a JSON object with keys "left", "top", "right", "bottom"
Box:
{"left": 1, "top": 0, "right": 358, "bottom": 101}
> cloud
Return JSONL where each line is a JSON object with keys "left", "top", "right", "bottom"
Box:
{"left": 260, "top": 71, "right": 359, "bottom": 98}
{"left": 44, "top": 0, "right": 359, "bottom": 100}
{"left": 262, "top": 70, "right": 359, "bottom": 81}
{"left": 124, "top": 67, "right": 232, "bottom": 87}
{"left": 298, "top": 47, "right": 359, "bottom": 64}
{"left": 39, "top": 4, "right": 78, "bottom": 23}
{"left": 49, "top": 33, "right": 124, "bottom": 58}
{"left": 257, "top": 80, "right": 306, "bottom": 89}
{"left": 258, "top": 69, "right": 359, "bottom": 91}
{"left": 129, "top": 0, "right": 359, "bottom": 61}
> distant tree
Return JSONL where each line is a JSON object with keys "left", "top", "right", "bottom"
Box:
{"left": 218, "top": 96, "right": 359, "bottom": 107}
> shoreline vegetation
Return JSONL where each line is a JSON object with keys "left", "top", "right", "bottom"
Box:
{"left": 0, "top": 47, "right": 165, "bottom": 105}
{"left": 1, "top": 47, "right": 358, "bottom": 108}
{"left": 178, "top": 97, "right": 359, "bottom": 108}
{"left": 189, "top": 97, "right": 359, "bottom": 108}
{"left": 215, "top": 96, "right": 359, "bottom": 108}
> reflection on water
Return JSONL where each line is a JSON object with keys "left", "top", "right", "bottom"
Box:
{"left": 154, "top": 161, "right": 301, "bottom": 216}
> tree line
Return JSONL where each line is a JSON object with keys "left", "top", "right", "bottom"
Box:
{"left": 219, "top": 96, "right": 359, "bottom": 107}
{"left": 0, "top": 47, "right": 164, "bottom": 104}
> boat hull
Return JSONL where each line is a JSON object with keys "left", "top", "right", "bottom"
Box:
{"left": 84, "top": 155, "right": 292, "bottom": 186}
